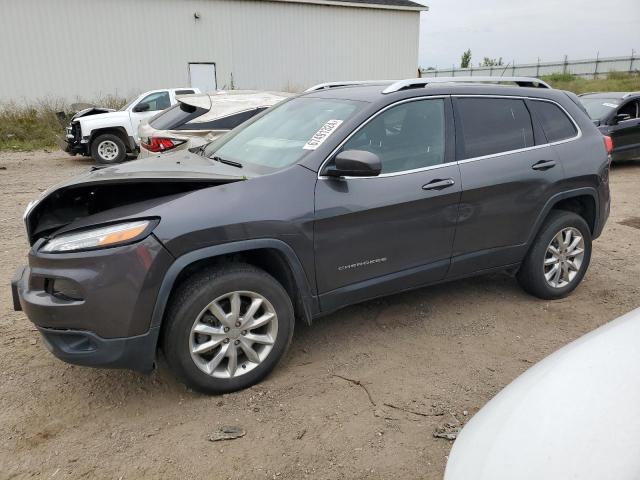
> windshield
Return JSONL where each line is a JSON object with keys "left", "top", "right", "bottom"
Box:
{"left": 149, "top": 102, "right": 208, "bottom": 130}
{"left": 203, "top": 97, "right": 364, "bottom": 172}
{"left": 580, "top": 97, "right": 620, "bottom": 120}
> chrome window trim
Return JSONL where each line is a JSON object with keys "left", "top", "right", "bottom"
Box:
{"left": 317, "top": 94, "right": 582, "bottom": 179}
{"left": 318, "top": 95, "right": 449, "bottom": 180}
{"left": 454, "top": 95, "right": 582, "bottom": 165}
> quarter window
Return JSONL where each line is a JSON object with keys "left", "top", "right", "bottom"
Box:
{"left": 341, "top": 99, "right": 446, "bottom": 174}
{"left": 456, "top": 98, "right": 534, "bottom": 159}
{"left": 529, "top": 100, "right": 578, "bottom": 143}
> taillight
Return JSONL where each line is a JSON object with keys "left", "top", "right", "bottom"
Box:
{"left": 141, "top": 137, "right": 185, "bottom": 153}
{"left": 603, "top": 135, "right": 613, "bottom": 155}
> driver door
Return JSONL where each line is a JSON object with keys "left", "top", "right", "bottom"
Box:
{"left": 314, "top": 97, "right": 460, "bottom": 311}
{"left": 129, "top": 91, "right": 171, "bottom": 141}
{"left": 609, "top": 99, "right": 640, "bottom": 161}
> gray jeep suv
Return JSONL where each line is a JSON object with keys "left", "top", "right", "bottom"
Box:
{"left": 12, "top": 77, "right": 611, "bottom": 394}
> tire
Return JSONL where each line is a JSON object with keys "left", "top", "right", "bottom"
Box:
{"left": 90, "top": 133, "right": 127, "bottom": 164}
{"left": 162, "top": 264, "right": 295, "bottom": 394}
{"left": 517, "top": 210, "right": 592, "bottom": 300}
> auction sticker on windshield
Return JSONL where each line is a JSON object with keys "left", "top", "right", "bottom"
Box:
{"left": 303, "top": 120, "right": 343, "bottom": 150}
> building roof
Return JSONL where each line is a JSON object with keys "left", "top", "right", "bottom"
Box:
{"left": 265, "top": 0, "right": 427, "bottom": 11}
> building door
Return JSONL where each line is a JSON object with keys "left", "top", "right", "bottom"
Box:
{"left": 189, "top": 63, "right": 217, "bottom": 93}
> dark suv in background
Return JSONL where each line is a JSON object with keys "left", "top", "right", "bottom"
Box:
{"left": 12, "top": 77, "right": 611, "bottom": 394}
{"left": 580, "top": 91, "right": 640, "bottom": 161}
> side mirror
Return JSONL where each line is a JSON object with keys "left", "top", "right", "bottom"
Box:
{"left": 133, "top": 102, "right": 151, "bottom": 113}
{"left": 325, "top": 150, "right": 382, "bottom": 177}
{"left": 613, "top": 113, "right": 632, "bottom": 124}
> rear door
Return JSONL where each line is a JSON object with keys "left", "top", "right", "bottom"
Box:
{"left": 314, "top": 97, "right": 461, "bottom": 311}
{"left": 449, "top": 96, "right": 568, "bottom": 277}
{"left": 609, "top": 99, "right": 640, "bottom": 161}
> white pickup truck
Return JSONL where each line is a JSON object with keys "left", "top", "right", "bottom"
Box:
{"left": 59, "top": 88, "right": 200, "bottom": 164}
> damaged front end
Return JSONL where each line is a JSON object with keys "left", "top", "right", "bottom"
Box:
{"left": 56, "top": 107, "right": 116, "bottom": 155}
{"left": 24, "top": 154, "right": 247, "bottom": 245}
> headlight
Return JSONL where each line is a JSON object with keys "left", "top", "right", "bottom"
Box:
{"left": 40, "top": 220, "right": 154, "bottom": 253}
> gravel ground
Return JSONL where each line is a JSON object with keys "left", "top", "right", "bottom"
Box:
{"left": 1, "top": 150, "right": 639, "bottom": 480}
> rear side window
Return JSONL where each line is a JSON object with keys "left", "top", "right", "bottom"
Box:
{"left": 456, "top": 98, "right": 534, "bottom": 159}
{"left": 177, "top": 108, "right": 267, "bottom": 131}
{"left": 529, "top": 100, "right": 578, "bottom": 143}
{"left": 149, "top": 103, "right": 207, "bottom": 130}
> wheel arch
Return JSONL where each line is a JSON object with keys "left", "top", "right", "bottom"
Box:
{"left": 89, "top": 127, "right": 136, "bottom": 152}
{"left": 527, "top": 188, "right": 599, "bottom": 247}
{"left": 151, "top": 239, "right": 317, "bottom": 340}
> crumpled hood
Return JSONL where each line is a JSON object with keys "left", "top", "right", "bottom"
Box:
{"left": 73, "top": 110, "right": 130, "bottom": 128}
{"left": 24, "top": 151, "right": 248, "bottom": 244}
{"left": 71, "top": 107, "right": 116, "bottom": 121}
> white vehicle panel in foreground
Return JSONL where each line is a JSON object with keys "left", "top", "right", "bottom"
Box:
{"left": 445, "top": 307, "right": 640, "bottom": 480}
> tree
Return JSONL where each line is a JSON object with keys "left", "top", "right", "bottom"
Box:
{"left": 460, "top": 49, "right": 472, "bottom": 69}
{"left": 480, "top": 57, "right": 504, "bottom": 67}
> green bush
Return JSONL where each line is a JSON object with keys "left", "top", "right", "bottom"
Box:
{"left": 0, "top": 96, "right": 127, "bottom": 151}
{"left": 542, "top": 72, "right": 640, "bottom": 94}
{"left": 544, "top": 72, "right": 577, "bottom": 82}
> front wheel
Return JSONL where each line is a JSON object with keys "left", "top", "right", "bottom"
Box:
{"left": 517, "top": 210, "right": 592, "bottom": 300}
{"left": 90, "top": 134, "right": 127, "bottom": 164}
{"left": 162, "top": 264, "right": 294, "bottom": 394}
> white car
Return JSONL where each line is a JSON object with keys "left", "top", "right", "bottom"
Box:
{"left": 444, "top": 307, "right": 640, "bottom": 480}
{"left": 137, "top": 90, "right": 289, "bottom": 158}
{"left": 59, "top": 88, "right": 200, "bottom": 164}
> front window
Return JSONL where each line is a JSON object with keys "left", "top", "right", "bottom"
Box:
{"left": 340, "top": 99, "right": 445, "bottom": 174}
{"left": 136, "top": 91, "right": 171, "bottom": 112}
{"left": 203, "top": 97, "right": 364, "bottom": 172}
{"left": 580, "top": 97, "right": 620, "bottom": 120}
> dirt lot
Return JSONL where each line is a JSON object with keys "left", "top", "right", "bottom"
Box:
{"left": 1, "top": 150, "right": 639, "bottom": 480}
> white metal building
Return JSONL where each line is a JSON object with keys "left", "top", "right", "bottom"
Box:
{"left": 0, "top": 0, "right": 426, "bottom": 103}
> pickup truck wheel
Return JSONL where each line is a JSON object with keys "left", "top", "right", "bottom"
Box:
{"left": 162, "top": 264, "right": 294, "bottom": 394}
{"left": 517, "top": 210, "right": 592, "bottom": 300}
{"left": 91, "top": 134, "right": 126, "bottom": 164}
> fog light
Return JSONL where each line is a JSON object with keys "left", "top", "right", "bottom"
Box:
{"left": 48, "top": 278, "right": 83, "bottom": 301}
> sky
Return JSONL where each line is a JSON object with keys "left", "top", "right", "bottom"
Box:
{"left": 416, "top": 0, "right": 640, "bottom": 69}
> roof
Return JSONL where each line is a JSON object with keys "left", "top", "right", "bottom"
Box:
{"left": 263, "top": 0, "right": 427, "bottom": 11}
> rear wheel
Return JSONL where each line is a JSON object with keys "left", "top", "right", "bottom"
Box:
{"left": 517, "top": 210, "right": 592, "bottom": 300}
{"left": 91, "top": 134, "right": 126, "bottom": 164}
{"left": 162, "top": 264, "right": 294, "bottom": 394}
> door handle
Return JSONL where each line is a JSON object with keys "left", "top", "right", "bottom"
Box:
{"left": 532, "top": 160, "right": 557, "bottom": 171}
{"left": 422, "top": 178, "right": 455, "bottom": 190}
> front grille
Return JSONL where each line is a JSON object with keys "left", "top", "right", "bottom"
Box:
{"left": 70, "top": 122, "right": 82, "bottom": 143}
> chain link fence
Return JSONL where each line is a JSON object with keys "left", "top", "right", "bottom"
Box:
{"left": 420, "top": 55, "right": 638, "bottom": 79}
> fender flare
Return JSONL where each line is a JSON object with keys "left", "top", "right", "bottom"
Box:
{"left": 525, "top": 187, "right": 599, "bottom": 246}
{"left": 149, "top": 238, "right": 317, "bottom": 332}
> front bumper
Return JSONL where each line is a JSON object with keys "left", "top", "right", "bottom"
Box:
{"left": 36, "top": 325, "right": 159, "bottom": 372}
{"left": 57, "top": 123, "right": 88, "bottom": 155}
{"left": 11, "top": 235, "right": 173, "bottom": 372}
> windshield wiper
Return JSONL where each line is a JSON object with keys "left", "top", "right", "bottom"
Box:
{"left": 193, "top": 144, "right": 207, "bottom": 156}
{"left": 211, "top": 155, "right": 243, "bottom": 168}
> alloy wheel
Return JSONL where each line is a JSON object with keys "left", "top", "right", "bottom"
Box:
{"left": 543, "top": 227, "right": 585, "bottom": 288}
{"left": 97, "top": 140, "right": 119, "bottom": 161}
{"left": 189, "top": 291, "right": 278, "bottom": 379}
